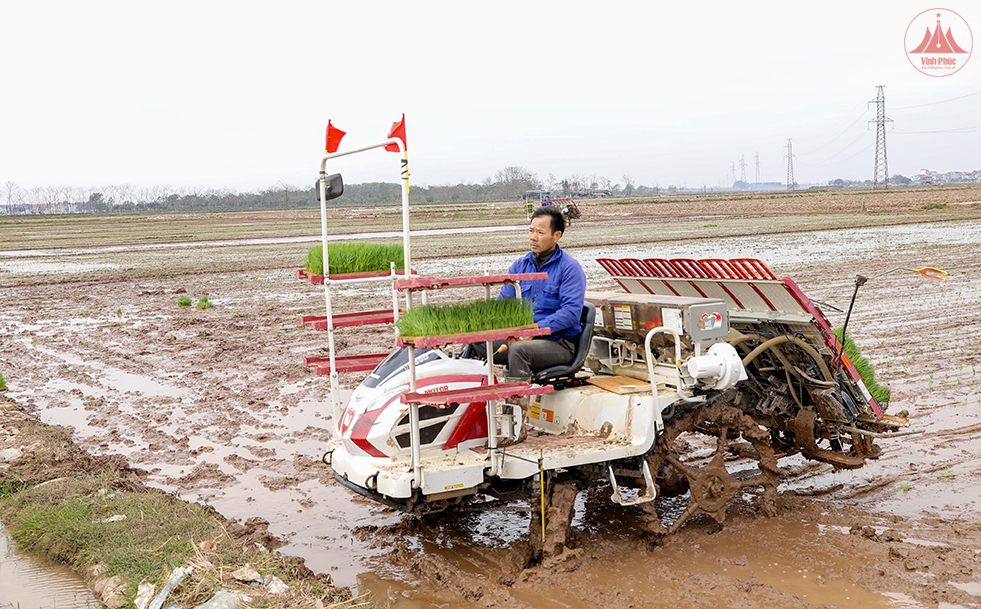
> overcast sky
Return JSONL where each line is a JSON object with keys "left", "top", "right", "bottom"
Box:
{"left": 2, "top": 1, "right": 978, "bottom": 192}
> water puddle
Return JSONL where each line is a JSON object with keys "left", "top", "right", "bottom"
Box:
{"left": 0, "top": 260, "right": 123, "bottom": 275}
{"left": 951, "top": 581, "right": 981, "bottom": 597}
{"left": 883, "top": 592, "right": 969, "bottom": 608}
{"left": 0, "top": 524, "right": 99, "bottom": 608}
{"left": 622, "top": 516, "right": 933, "bottom": 609}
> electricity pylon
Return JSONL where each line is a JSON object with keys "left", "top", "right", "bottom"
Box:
{"left": 785, "top": 139, "right": 795, "bottom": 190}
{"left": 869, "top": 85, "right": 893, "bottom": 189}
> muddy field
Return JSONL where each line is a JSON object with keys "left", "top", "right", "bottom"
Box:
{"left": 2, "top": 188, "right": 981, "bottom": 608}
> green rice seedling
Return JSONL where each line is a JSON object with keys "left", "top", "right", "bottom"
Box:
{"left": 196, "top": 297, "right": 213, "bottom": 309}
{"left": 0, "top": 371, "right": 6, "bottom": 390}
{"left": 833, "top": 328, "right": 891, "bottom": 404}
{"left": 178, "top": 296, "right": 192, "bottom": 306}
{"left": 305, "top": 243, "right": 405, "bottom": 276}
{"left": 396, "top": 298, "right": 535, "bottom": 337}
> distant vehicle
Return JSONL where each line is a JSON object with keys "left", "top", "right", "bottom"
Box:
{"left": 522, "top": 190, "right": 582, "bottom": 224}
{"left": 572, "top": 189, "right": 611, "bottom": 199}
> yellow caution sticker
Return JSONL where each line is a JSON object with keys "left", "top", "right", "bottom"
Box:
{"left": 529, "top": 405, "right": 554, "bottom": 423}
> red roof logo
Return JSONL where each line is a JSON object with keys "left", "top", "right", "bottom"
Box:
{"left": 905, "top": 9, "right": 973, "bottom": 76}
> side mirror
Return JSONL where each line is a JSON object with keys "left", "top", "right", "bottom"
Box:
{"left": 316, "top": 173, "right": 344, "bottom": 201}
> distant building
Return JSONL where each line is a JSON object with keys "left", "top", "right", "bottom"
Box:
{"left": 915, "top": 168, "right": 981, "bottom": 185}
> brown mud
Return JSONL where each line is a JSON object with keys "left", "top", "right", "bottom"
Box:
{"left": 2, "top": 191, "right": 981, "bottom": 607}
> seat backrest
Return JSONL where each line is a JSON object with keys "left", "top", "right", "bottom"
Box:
{"left": 531, "top": 304, "right": 596, "bottom": 386}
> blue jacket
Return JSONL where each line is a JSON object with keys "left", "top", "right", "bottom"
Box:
{"left": 499, "top": 244, "right": 586, "bottom": 340}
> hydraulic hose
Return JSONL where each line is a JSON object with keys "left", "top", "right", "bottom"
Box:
{"left": 737, "top": 334, "right": 834, "bottom": 383}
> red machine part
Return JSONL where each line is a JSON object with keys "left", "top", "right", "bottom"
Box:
{"left": 296, "top": 268, "right": 417, "bottom": 284}
{"left": 304, "top": 353, "right": 389, "bottom": 374}
{"left": 348, "top": 374, "right": 491, "bottom": 457}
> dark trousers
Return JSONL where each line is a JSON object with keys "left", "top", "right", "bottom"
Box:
{"left": 471, "top": 337, "right": 576, "bottom": 379}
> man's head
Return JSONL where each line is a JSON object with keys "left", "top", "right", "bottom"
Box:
{"left": 529, "top": 206, "right": 564, "bottom": 255}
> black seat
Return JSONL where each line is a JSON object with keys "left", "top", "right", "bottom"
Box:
{"left": 530, "top": 304, "right": 596, "bottom": 386}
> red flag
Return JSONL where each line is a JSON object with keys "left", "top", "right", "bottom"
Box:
{"left": 325, "top": 120, "right": 346, "bottom": 154}
{"left": 384, "top": 114, "right": 407, "bottom": 153}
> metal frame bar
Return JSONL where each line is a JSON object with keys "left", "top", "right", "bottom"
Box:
{"left": 318, "top": 137, "right": 409, "bottom": 433}
{"left": 644, "top": 326, "right": 703, "bottom": 403}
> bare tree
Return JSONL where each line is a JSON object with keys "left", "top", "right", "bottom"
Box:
{"left": 149, "top": 185, "right": 170, "bottom": 204}
{"left": 116, "top": 184, "right": 135, "bottom": 207}
{"left": 568, "top": 173, "right": 588, "bottom": 194}
{"left": 62, "top": 186, "right": 80, "bottom": 212}
{"left": 275, "top": 181, "right": 296, "bottom": 207}
{"left": 3, "top": 181, "right": 20, "bottom": 214}
{"left": 546, "top": 173, "right": 557, "bottom": 192}
{"left": 43, "top": 186, "right": 61, "bottom": 212}
{"left": 622, "top": 174, "right": 635, "bottom": 196}
{"left": 493, "top": 166, "right": 541, "bottom": 199}
{"left": 75, "top": 187, "right": 95, "bottom": 212}
{"left": 26, "top": 186, "right": 44, "bottom": 214}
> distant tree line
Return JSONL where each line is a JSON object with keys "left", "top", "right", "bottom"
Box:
{"left": 0, "top": 168, "right": 659, "bottom": 215}
{"left": 828, "top": 174, "right": 913, "bottom": 188}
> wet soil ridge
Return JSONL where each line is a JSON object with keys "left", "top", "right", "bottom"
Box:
{"left": 0, "top": 394, "right": 352, "bottom": 608}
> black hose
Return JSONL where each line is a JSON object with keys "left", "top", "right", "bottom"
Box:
{"left": 834, "top": 274, "right": 867, "bottom": 368}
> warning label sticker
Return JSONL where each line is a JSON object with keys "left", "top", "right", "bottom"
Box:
{"left": 613, "top": 304, "right": 633, "bottom": 331}
{"left": 663, "top": 308, "right": 683, "bottom": 333}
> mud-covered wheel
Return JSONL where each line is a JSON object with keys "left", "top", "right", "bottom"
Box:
{"left": 641, "top": 398, "right": 779, "bottom": 536}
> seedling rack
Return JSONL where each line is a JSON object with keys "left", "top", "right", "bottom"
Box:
{"left": 302, "top": 120, "right": 552, "bottom": 488}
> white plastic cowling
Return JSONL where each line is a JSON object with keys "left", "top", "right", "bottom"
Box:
{"left": 684, "top": 342, "right": 748, "bottom": 390}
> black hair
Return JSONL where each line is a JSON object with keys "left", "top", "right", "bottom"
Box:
{"left": 530, "top": 206, "right": 565, "bottom": 234}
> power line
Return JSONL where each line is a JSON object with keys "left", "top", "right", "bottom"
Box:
{"left": 816, "top": 142, "right": 875, "bottom": 168}
{"left": 891, "top": 89, "right": 981, "bottom": 111}
{"left": 797, "top": 107, "right": 870, "bottom": 156}
{"left": 802, "top": 129, "right": 872, "bottom": 167}
{"left": 893, "top": 124, "right": 981, "bottom": 134}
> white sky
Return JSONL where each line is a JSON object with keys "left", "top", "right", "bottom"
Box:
{"left": 2, "top": 1, "right": 978, "bottom": 192}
